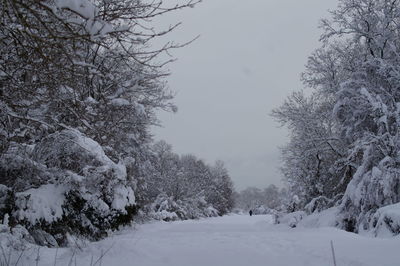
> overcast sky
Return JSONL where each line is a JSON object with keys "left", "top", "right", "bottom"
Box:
{"left": 152, "top": 0, "right": 339, "bottom": 191}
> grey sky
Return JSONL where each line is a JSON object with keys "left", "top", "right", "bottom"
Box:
{"left": 152, "top": 1, "right": 339, "bottom": 191}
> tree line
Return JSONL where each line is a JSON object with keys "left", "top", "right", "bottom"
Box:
{"left": 234, "top": 185, "right": 287, "bottom": 213}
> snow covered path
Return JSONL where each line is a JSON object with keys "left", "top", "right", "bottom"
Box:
{"left": 33, "top": 214, "right": 400, "bottom": 266}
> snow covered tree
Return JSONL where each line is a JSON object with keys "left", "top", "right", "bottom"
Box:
{"left": 143, "top": 140, "right": 181, "bottom": 204}
{"left": 235, "top": 185, "right": 284, "bottom": 212}
{"left": 140, "top": 142, "right": 235, "bottom": 220}
{"left": 179, "top": 154, "right": 212, "bottom": 199}
{"left": 275, "top": 0, "right": 400, "bottom": 234}
{"left": 0, "top": 0, "right": 201, "bottom": 245}
{"left": 272, "top": 91, "right": 347, "bottom": 210}
{"left": 263, "top": 184, "right": 281, "bottom": 210}
{"left": 207, "top": 160, "right": 235, "bottom": 215}
{"left": 319, "top": 0, "right": 400, "bottom": 232}
{"left": 0, "top": 0, "right": 197, "bottom": 177}
{"left": 236, "top": 187, "right": 264, "bottom": 210}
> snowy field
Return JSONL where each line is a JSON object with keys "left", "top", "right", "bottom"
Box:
{"left": 9, "top": 214, "right": 400, "bottom": 266}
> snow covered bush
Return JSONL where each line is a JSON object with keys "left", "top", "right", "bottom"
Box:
{"left": 146, "top": 194, "right": 182, "bottom": 221}
{"left": 297, "top": 207, "right": 341, "bottom": 229}
{"left": 145, "top": 193, "right": 219, "bottom": 222}
{"left": 0, "top": 130, "right": 137, "bottom": 246}
{"left": 0, "top": 143, "right": 54, "bottom": 192}
{"left": 178, "top": 197, "right": 219, "bottom": 219}
{"left": 275, "top": 211, "right": 307, "bottom": 228}
{"left": 304, "top": 196, "right": 336, "bottom": 215}
{"left": 370, "top": 203, "right": 400, "bottom": 237}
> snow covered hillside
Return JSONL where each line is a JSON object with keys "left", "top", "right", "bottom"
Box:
{"left": 6, "top": 214, "right": 400, "bottom": 266}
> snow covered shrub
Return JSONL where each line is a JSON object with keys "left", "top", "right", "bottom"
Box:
{"left": 59, "top": 188, "right": 137, "bottom": 242}
{"left": 275, "top": 211, "right": 306, "bottom": 228}
{"left": 204, "top": 206, "right": 219, "bottom": 217}
{"left": 1, "top": 130, "right": 137, "bottom": 246}
{"left": 340, "top": 156, "right": 400, "bottom": 233}
{"left": 178, "top": 196, "right": 219, "bottom": 219}
{"left": 304, "top": 196, "right": 334, "bottom": 215}
{"left": 146, "top": 194, "right": 181, "bottom": 221}
{"left": 0, "top": 143, "right": 54, "bottom": 192}
{"left": 297, "top": 207, "right": 341, "bottom": 229}
{"left": 146, "top": 193, "right": 219, "bottom": 221}
{"left": 370, "top": 203, "right": 400, "bottom": 237}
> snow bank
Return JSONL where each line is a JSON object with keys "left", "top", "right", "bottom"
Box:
{"left": 275, "top": 207, "right": 341, "bottom": 229}
{"left": 275, "top": 204, "right": 400, "bottom": 238}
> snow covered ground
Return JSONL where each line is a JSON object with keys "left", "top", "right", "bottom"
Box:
{"left": 8, "top": 214, "right": 400, "bottom": 266}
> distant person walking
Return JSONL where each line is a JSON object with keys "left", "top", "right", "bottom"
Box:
{"left": 249, "top": 210, "right": 253, "bottom": 216}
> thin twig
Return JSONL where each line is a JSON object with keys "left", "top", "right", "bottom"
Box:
{"left": 67, "top": 249, "right": 76, "bottom": 266}
{"left": 14, "top": 250, "right": 25, "bottom": 266}
{"left": 0, "top": 245, "right": 8, "bottom": 266}
{"left": 92, "top": 243, "right": 115, "bottom": 266}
